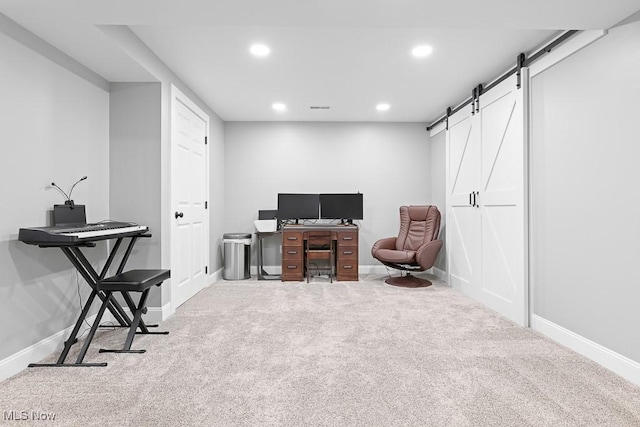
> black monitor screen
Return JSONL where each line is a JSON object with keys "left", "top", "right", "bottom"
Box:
{"left": 258, "top": 209, "right": 278, "bottom": 220}
{"left": 320, "top": 193, "right": 363, "bottom": 220}
{"left": 277, "top": 194, "right": 320, "bottom": 220}
{"left": 53, "top": 204, "right": 87, "bottom": 226}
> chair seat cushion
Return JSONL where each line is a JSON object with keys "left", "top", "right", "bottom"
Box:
{"left": 373, "top": 248, "right": 417, "bottom": 264}
{"left": 98, "top": 269, "right": 170, "bottom": 292}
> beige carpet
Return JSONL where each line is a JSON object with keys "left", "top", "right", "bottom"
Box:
{"left": 1, "top": 275, "right": 640, "bottom": 426}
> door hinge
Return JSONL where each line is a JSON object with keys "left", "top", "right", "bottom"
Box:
{"left": 205, "top": 201, "right": 208, "bottom": 209}
{"left": 205, "top": 266, "right": 208, "bottom": 274}
{"left": 204, "top": 136, "right": 208, "bottom": 145}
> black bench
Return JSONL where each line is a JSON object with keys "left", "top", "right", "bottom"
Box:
{"left": 96, "top": 269, "right": 170, "bottom": 354}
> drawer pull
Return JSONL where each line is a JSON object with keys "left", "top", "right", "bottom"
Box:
{"left": 287, "top": 236, "right": 298, "bottom": 241}
{"left": 287, "top": 265, "right": 298, "bottom": 269}
{"left": 287, "top": 250, "right": 298, "bottom": 254}
{"left": 342, "top": 236, "right": 353, "bottom": 240}
{"left": 342, "top": 265, "right": 353, "bottom": 269}
{"left": 343, "top": 251, "right": 353, "bottom": 255}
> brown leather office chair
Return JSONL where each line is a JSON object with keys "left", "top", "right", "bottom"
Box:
{"left": 371, "top": 205, "right": 443, "bottom": 288}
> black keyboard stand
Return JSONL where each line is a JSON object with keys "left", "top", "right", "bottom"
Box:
{"left": 27, "top": 232, "right": 152, "bottom": 368}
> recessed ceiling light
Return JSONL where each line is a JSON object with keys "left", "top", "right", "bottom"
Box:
{"left": 272, "top": 103, "right": 286, "bottom": 111}
{"left": 250, "top": 44, "right": 270, "bottom": 57}
{"left": 412, "top": 45, "right": 433, "bottom": 58}
{"left": 376, "top": 103, "right": 390, "bottom": 111}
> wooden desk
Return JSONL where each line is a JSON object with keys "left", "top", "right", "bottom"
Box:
{"left": 281, "top": 224, "right": 358, "bottom": 281}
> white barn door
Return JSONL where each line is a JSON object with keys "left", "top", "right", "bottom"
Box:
{"left": 478, "top": 75, "right": 527, "bottom": 326}
{"left": 171, "top": 86, "right": 209, "bottom": 309}
{"left": 446, "top": 74, "right": 528, "bottom": 326}
{"left": 446, "top": 107, "right": 481, "bottom": 295}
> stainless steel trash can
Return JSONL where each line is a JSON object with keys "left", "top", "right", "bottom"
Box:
{"left": 222, "top": 233, "right": 252, "bottom": 280}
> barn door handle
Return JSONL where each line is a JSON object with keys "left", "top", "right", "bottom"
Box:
{"left": 473, "top": 191, "right": 479, "bottom": 208}
{"left": 175, "top": 211, "right": 184, "bottom": 219}
{"left": 469, "top": 192, "right": 473, "bottom": 206}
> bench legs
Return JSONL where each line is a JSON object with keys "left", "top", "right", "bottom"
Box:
{"left": 98, "top": 289, "right": 169, "bottom": 354}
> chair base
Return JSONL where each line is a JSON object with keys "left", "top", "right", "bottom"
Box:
{"left": 385, "top": 274, "right": 432, "bottom": 288}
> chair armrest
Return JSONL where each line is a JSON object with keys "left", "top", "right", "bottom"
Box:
{"left": 371, "top": 237, "right": 397, "bottom": 257}
{"left": 416, "top": 239, "right": 443, "bottom": 270}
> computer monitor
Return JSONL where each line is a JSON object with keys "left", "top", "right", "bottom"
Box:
{"left": 277, "top": 193, "right": 320, "bottom": 221}
{"left": 320, "top": 193, "right": 363, "bottom": 222}
{"left": 53, "top": 204, "right": 87, "bottom": 226}
{"left": 258, "top": 209, "right": 278, "bottom": 220}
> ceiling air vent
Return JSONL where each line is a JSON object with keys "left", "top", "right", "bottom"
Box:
{"left": 310, "top": 106, "right": 330, "bottom": 109}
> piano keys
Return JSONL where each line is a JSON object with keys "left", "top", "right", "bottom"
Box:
{"left": 19, "top": 221, "right": 148, "bottom": 245}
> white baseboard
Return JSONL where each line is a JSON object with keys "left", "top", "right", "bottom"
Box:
{"left": 531, "top": 314, "right": 640, "bottom": 387}
{"left": 208, "top": 268, "right": 223, "bottom": 284}
{"left": 147, "top": 303, "right": 172, "bottom": 323}
{"left": 357, "top": 265, "right": 387, "bottom": 274}
{"left": 432, "top": 267, "right": 447, "bottom": 282}
{"left": 0, "top": 313, "right": 100, "bottom": 382}
{"left": 247, "top": 265, "right": 447, "bottom": 280}
{"left": 101, "top": 302, "right": 172, "bottom": 324}
{"left": 251, "top": 265, "right": 282, "bottom": 275}
{"left": 0, "top": 300, "right": 177, "bottom": 382}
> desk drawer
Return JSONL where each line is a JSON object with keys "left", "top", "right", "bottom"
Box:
{"left": 282, "top": 229, "right": 303, "bottom": 281}
{"left": 283, "top": 247, "right": 303, "bottom": 260}
{"left": 337, "top": 231, "right": 358, "bottom": 246}
{"left": 337, "top": 260, "right": 358, "bottom": 281}
{"left": 282, "top": 260, "right": 303, "bottom": 281}
{"left": 337, "top": 247, "right": 358, "bottom": 261}
{"left": 283, "top": 231, "right": 303, "bottom": 246}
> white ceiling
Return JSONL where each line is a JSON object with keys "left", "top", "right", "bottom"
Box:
{"left": 0, "top": 0, "right": 638, "bottom": 123}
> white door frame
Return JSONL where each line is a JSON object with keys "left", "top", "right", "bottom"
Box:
{"left": 169, "top": 84, "right": 210, "bottom": 312}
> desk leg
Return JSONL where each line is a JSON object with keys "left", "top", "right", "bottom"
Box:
{"left": 257, "top": 235, "right": 264, "bottom": 280}
{"left": 256, "top": 233, "right": 281, "bottom": 280}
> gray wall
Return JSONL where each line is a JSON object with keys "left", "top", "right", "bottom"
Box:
{"left": 97, "top": 26, "right": 226, "bottom": 286}
{"left": 0, "top": 21, "right": 225, "bottom": 372}
{"left": 109, "top": 82, "right": 162, "bottom": 305}
{"left": 430, "top": 130, "right": 447, "bottom": 272}
{"left": 530, "top": 21, "right": 640, "bottom": 362}
{"left": 0, "top": 30, "right": 110, "bottom": 361}
{"left": 223, "top": 121, "right": 433, "bottom": 269}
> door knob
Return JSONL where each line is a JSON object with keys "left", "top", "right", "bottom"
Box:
{"left": 175, "top": 211, "right": 184, "bottom": 219}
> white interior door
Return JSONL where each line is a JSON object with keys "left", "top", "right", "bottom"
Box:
{"left": 446, "top": 108, "right": 481, "bottom": 295}
{"left": 171, "top": 86, "right": 209, "bottom": 309}
{"left": 446, "top": 74, "right": 528, "bottom": 327}
{"left": 478, "top": 75, "right": 527, "bottom": 326}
